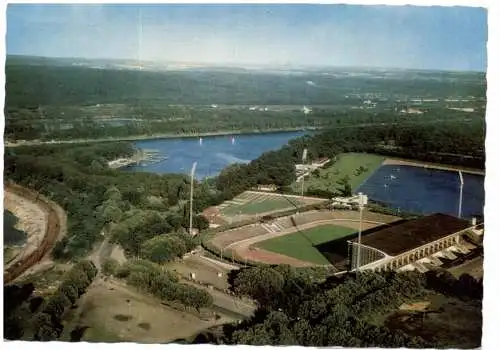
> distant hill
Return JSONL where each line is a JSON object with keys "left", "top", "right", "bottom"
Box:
{"left": 5, "top": 55, "right": 486, "bottom": 107}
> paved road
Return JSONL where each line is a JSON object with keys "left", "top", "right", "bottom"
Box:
{"left": 89, "top": 235, "right": 112, "bottom": 271}
{"left": 182, "top": 280, "right": 256, "bottom": 318}
{"left": 197, "top": 255, "right": 240, "bottom": 271}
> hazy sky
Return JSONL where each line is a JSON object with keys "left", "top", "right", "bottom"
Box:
{"left": 7, "top": 4, "right": 487, "bottom": 71}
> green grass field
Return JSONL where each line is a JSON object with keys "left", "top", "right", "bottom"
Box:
{"left": 221, "top": 196, "right": 304, "bottom": 216}
{"left": 256, "top": 224, "right": 355, "bottom": 264}
{"left": 294, "top": 153, "right": 385, "bottom": 194}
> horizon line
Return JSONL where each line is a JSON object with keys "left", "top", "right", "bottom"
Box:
{"left": 6, "top": 53, "right": 487, "bottom": 74}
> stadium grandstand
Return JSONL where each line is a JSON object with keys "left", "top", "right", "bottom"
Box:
{"left": 348, "top": 213, "right": 484, "bottom": 273}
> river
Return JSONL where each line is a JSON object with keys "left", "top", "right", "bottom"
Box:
{"left": 125, "top": 131, "right": 307, "bottom": 178}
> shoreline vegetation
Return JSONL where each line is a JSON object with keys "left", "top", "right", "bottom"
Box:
{"left": 4, "top": 126, "right": 317, "bottom": 148}
{"left": 108, "top": 150, "right": 485, "bottom": 178}
{"left": 382, "top": 158, "right": 485, "bottom": 176}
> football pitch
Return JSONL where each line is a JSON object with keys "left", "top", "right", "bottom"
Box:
{"left": 256, "top": 224, "right": 355, "bottom": 265}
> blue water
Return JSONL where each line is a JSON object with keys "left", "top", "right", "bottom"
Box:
{"left": 126, "top": 132, "right": 484, "bottom": 218}
{"left": 126, "top": 131, "right": 307, "bottom": 179}
{"left": 357, "top": 165, "right": 484, "bottom": 218}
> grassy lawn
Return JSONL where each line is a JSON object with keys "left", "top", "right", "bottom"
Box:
{"left": 294, "top": 153, "right": 385, "bottom": 194}
{"left": 256, "top": 224, "right": 355, "bottom": 265}
{"left": 221, "top": 197, "right": 303, "bottom": 216}
{"left": 60, "top": 279, "right": 231, "bottom": 343}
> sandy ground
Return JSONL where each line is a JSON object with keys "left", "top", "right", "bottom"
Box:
{"left": 168, "top": 255, "right": 232, "bottom": 291}
{"left": 4, "top": 189, "right": 48, "bottom": 268}
{"left": 65, "top": 277, "right": 237, "bottom": 343}
{"left": 109, "top": 244, "right": 128, "bottom": 264}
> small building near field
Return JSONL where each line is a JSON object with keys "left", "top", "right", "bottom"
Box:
{"left": 257, "top": 184, "right": 278, "bottom": 192}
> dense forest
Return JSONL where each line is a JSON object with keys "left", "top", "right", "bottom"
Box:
{"left": 3, "top": 118, "right": 485, "bottom": 260}
{"left": 4, "top": 260, "right": 98, "bottom": 340}
{"left": 4, "top": 142, "right": 214, "bottom": 260}
{"left": 185, "top": 266, "right": 482, "bottom": 347}
{"left": 4, "top": 57, "right": 486, "bottom": 141}
{"left": 5, "top": 57, "right": 486, "bottom": 107}
{"left": 214, "top": 118, "right": 485, "bottom": 200}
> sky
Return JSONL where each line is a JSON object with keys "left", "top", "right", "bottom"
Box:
{"left": 6, "top": 4, "right": 487, "bottom": 71}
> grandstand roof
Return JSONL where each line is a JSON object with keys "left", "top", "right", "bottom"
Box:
{"left": 353, "top": 213, "right": 471, "bottom": 256}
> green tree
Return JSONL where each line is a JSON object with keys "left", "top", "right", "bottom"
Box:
{"left": 233, "top": 267, "right": 285, "bottom": 307}
{"left": 102, "top": 258, "right": 120, "bottom": 276}
{"left": 32, "top": 313, "right": 58, "bottom": 341}
{"left": 58, "top": 284, "right": 79, "bottom": 305}
{"left": 140, "top": 234, "right": 187, "bottom": 263}
{"left": 43, "top": 292, "right": 70, "bottom": 319}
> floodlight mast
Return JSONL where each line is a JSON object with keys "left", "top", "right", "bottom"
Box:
{"left": 301, "top": 148, "right": 308, "bottom": 198}
{"left": 458, "top": 171, "right": 464, "bottom": 218}
{"left": 189, "top": 162, "right": 197, "bottom": 235}
{"left": 356, "top": 193, "right": 367, "bottom": 272}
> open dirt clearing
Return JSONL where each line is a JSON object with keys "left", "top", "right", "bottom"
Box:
{"left": 167, "top": 255, "right": 232, "bottom": 290}
{"left": 4, "top": 189, "right": 48, "bottom": 267}
{"left": 63, "top": 278, "right": 237, "bottom": 343}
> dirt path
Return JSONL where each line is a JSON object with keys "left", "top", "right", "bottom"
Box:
{"left": 181, "top": 279, "right": 256, "bottom": 317}
{"left": 197, "top": 255, "right": 240, "bottom": 271}
{"left": 88, "top": 235, "right": 112, "bottom": 271}
{"left": 66, "top": 277, "right": 236, "bottom": 343}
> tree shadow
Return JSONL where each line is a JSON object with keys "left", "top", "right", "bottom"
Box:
{"left": 313, "top": 219, "right": 408, "bottom": 268}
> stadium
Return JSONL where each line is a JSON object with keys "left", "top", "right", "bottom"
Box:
{"left": 204, "top": 191, "right": 484, "bottom": 274}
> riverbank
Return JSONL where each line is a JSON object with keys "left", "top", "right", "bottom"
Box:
{"left": 5, "top": 127, "right": 318, "bottom": 148}
{"left": 108, "top": 149, "right": 167, "bottom": 169}
{"left": 382, "top": 158, "right": 485, "bottom": 176}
